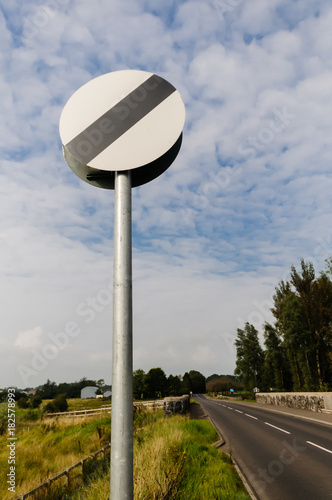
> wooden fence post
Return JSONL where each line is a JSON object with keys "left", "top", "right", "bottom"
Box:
{"left": 66, "top": 468, "right": 70, "bottom": 490}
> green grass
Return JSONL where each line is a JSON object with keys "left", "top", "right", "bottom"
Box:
{"left": 0, "top": 408, "right": 111, "bottom": 500}
{"left": 66, "top": 398, "right": 111, "bottom": 411}
{"left": 72, "top": 413, "right": 250, "bottom": 500}
{"left": 1, "top": 401, "right": 250, "bottom": 500}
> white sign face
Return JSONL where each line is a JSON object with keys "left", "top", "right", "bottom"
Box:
{"left": 59, "top": 70, "right": 185, "bottom": 188}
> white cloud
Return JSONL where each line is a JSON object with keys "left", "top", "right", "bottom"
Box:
{"left": 0, "top": 0, "right": 331, "bottom": 387}
{"left": 15, "top": 326, "right": 43, "bottom": 349}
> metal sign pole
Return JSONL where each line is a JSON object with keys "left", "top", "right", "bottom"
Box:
{"left": 59, "top": 69, "right": 185, "bottom": 500}
{"left": 111, "top": 170, "right": 133, "bottom": 500}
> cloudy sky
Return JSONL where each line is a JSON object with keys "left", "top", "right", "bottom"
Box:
{"left": 1, "top": 0, "right": 332, "bottom": 389}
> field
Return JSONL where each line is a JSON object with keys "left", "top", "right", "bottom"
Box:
{"left": 0, "top": 399, "right": 111, "bottom": 499}
{"left": 0, "top": 399, "right": 250, "bottom": 499}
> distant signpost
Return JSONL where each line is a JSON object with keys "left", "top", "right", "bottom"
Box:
{"left": 59, "top": 70, "right": 185, "bottom": 500}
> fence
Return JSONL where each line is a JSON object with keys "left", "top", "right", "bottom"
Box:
{"left": 16, "top": 400, "right": 165, "bottom": 498}
{"left": 48, "top": 406, "right": 111, "bottom": 418}
{"left": 47, "top": 400, "right": 164, "bottom": 418}
{"left": 16, "top": 444, "right": 110, "bottom": 500}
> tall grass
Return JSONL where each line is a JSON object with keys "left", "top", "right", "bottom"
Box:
{"left": 73, "top": 413, "right": 250, "bottom": 500}
{"left": 0, "top": 412, "right": 111, "bottom": 500}
{"left": 1, "top": 402, "right": 250, "bottom": 500}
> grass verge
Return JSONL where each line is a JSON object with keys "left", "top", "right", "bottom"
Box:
{"left": 0, "top": 411, "right": 111, "bottom": 499}
{"left": 73, "top": 412, "right": 250, "bottom": 500}
{"left": 1, "top": 402, "right": 250, "bottom": 500}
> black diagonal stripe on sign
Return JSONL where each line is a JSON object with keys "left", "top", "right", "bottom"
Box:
{"left": 65, "top": 75, "right": 176, "bottom": 165}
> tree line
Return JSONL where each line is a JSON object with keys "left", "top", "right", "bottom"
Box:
{"left": 34, "top": 377, "right": 111, "bottom": 399}
{"left": 3, "top": 369, "right": 206, "bottom": 403}
{"left": 133, "top": 368, "right": 206, "bottom": 399}
{"left": 235, "top": 259, "right": 332, "bottom": 392}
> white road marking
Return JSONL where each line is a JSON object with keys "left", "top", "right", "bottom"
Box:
{"left": 245, "top": 413, "right": 258, "bottom": 420}
{"left": 264, "top": 422, "right": 291, "bottom": 434}
{"left": 306, "top": 441, "right": 332, "bottom": 454}
{"left": 248, "top": 406, "right": 332, "bottom": 427}
{"left": 235, "top": 410, "right": 243, "bottom": 414}
{"left": 228, "top": 407, "right": 233, "bottom": 410}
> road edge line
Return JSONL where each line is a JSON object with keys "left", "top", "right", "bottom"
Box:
{"left": 231, "top": 456, "right": 258, "bottom": 500}
{"left": 244, "top": 405, "right": 332, "bottom": 427}
{"left": 205, "top": 414, "right": 258, "bottom": 500}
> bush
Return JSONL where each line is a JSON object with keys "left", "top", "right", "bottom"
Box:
{"left": 44, "top": 395, "right": 68, "bottom": 414}
{"left": 0, "top": 406, "right": 8, "bottom": 435}
{"left": 44, "top": 402, "right": 56, "bottom": 413}
{"left": 30, "top": 395, "right": 42, "bottom": 408}
{"left": 17, "top": 397, "right": 29, "bottom": 409}
{"left": 21, "top": 409, "right": 39, "bottom": 421}
{"left": 53, "top": 394, "right": 68, "bottom": 412}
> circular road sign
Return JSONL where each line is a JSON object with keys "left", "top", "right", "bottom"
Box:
{"left": 59, "top": 70, "right": 185, "bottom": 189}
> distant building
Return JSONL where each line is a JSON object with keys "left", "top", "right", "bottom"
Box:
{"left": 81, "top": 386, "right": 98, "bottom": 399}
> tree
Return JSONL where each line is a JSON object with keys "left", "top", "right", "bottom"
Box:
{"left": 272, "top": 282, "right": 309, "bottom": 390}
{"left": 263, "top": 323, "right": 292, "bottom": 391}
{"left": 272, "top": 260, "right": 332, "bottom": 390}
{"left": 133, "top": 369, "right": 146, "bottom": 399}
{"left": 166, "top": 374, "right": 182, "bottom": 396}
{"left": 206, "top": 376, "right": 242, "bottom": 394}
{"left": 30, "top": 395, "right": 42, "bottom": 408}
{"left": 206, "top": 374, "right": 221, "bottom": 383}
{"left": 96, "top": 379, "right": 105, "bottom": 391}
{"left": 181, "top": 372, "right": 191, "bottom": 395}
{"left": 144, "top": 368, "right": 167, "bottom": 399}
{"left": 188, "top": 370, "right": 206, "bottom": 393}
{"left": 17, "top": 397, "right": 29, "bottom": 409}
{"left": 36, "top": 379, "right": 58, "bottom": 399}
{"left": 325, "top": 257, "right": 332, "bottom": 276}
{"left": 44, "top": 394, "right": 68, "bottom": 413}
{"left": 234, "top": 323, "right": 265, "bottom": 391}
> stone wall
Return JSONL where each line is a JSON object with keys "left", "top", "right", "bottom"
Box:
{"left": 163, "top": 395, "right": 190, "bottom": 416}
{"left": 255, "top": 392, "right": 332, "bottom": 412}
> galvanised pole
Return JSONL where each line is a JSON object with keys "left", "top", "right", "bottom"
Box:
{"left": 111, "top": 170, "right": 133, "bottom": 500}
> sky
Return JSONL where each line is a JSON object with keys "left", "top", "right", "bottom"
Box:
{"left": 1, "top": 0, "right": 332, "bottom": 389}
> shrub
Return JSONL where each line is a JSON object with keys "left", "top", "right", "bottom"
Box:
{"left": 53, "top": 394, "right": 68, "bottom": 412}
{"left": 44, "top": 395, "right": 68, "bottom": 414}
{"left": 0, "top": 406, "right": 8, "bottom": 435}
{"left": 44, "top": 402, "right": 56, "bottom": 413}
{"left": 30, "top": 395, "right": 42, "bottom": 408}
{"left": 17, "top": 397, "right": 29, "bottom": 409}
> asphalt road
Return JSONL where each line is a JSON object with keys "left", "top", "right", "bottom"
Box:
{"left": 194, "top": 395, "right": 332, "bottom": 500}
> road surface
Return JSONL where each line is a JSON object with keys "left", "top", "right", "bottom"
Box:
{"left": 195, "top": 395, "right": 332, "bottom": 500}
